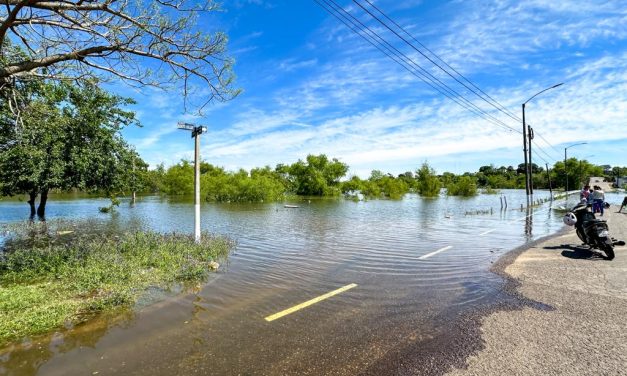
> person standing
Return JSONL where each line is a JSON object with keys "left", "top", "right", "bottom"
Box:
{"left": 591, "top": 185, "right": 605, "bottom": 216}
{"left": 580, "top": 185, "right": 591, "bottom": 201}
{"left": 619, "top": 196, "right": 627, "bottom": 213}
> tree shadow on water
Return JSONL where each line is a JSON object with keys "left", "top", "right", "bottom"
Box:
{"left": 544, "top": 244, "right": 606, "bottom": 261}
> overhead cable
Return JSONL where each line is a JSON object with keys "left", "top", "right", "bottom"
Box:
{"left": 314, "top": 0, "right": 521, "bottom": 134}
{"left": 357, "top": 0, "right": 523, "bottom": 123}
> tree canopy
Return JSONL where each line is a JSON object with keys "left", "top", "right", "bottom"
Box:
{"left": 0, "top": 80, "right": 142, "bottom": 217}
{"left": 416, "top": 162, "right": 441, "bottom": 197}
{"left": 0, "top": 0, "right": 239, "bottom": 112}
{"left": 286, "top": 154, "right": 348, "bottom": 196}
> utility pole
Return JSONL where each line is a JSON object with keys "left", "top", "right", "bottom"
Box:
{"left": 546, "top": 162, "right": 553, "bottom": 199}
{"left": 521, "top": 83, "right": 563, "bottom": 201}
{"left": 178, "top": 122, "right": 208, "bottom": 243}
{"left": 528, "top": 125, "right": 534, "bottom": 195}
{"left": 131, "top": 153, "right": 136, "bottom": 205}
{"left": 522, "top": 103, "right": 530, "bottom": 197}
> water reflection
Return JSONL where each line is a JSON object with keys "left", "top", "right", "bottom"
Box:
{"left": 0, "top": 190, "right": 576, "bottom": 375}
{"left": 525, "top": 205, "right": 533, "bottom": 238}
{"left": 0, "top": 310, "right": 135, "bottom": 376}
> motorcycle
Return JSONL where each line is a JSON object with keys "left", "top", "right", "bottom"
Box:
{"left": 563, "top": 200, "right": 624, "bottom": 260}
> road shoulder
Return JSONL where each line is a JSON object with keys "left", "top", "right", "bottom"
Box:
{"left": 447, "top": 203, "right": 627, "bottom": 376}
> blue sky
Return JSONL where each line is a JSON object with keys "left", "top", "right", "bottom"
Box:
{"left": 119, "top": 0, "right": 627, "bottom": 177}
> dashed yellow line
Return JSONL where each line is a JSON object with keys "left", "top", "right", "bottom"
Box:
{"left": 264, "top": 283, "right": 358, "bottom": 322}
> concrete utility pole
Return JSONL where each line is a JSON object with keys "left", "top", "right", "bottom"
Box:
{"left": 528, "top": 125, "right": 534, "bottom": 195}
{"left": 131, "top": 153, "right": 136, "bottom": 205}
{"left": 521, "top": 83, "right": 563, "bottom": 201}
{"left": 178, "top": 122, "right": 208, "bottom": 243}
{"left": 522, "top": 104, "right": 530, "bottom": 197}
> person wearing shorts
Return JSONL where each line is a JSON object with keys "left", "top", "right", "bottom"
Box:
{"left": 591, "top": 186, "right": 605, "bottom": 216}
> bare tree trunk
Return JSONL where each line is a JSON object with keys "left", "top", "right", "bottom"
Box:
{"left": 37, "top": 188, "right": 49, "bottom": 219}
{"left": 27, "top": 190, "right": 37, "bottom": 218}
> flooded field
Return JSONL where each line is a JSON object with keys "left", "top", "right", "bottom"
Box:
{"left": 1, "top": 190, "right": 622, "bottom": 375}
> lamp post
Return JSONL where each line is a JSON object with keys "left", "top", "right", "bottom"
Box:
{"left": 522, "top": 82, "right": 564, "bottom": 202}
{"left": 178, "top": 122, "right": 208, "bottom": 243}
{"left": 522, "top": 83, "right": 564, "bottom": 198}
{"left": 564, "top": 142, "right": 587, "bottom": 196}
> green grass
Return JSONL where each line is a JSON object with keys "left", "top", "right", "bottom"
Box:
{"left": 0, "top": 226, "right": 234, "bottom": 347}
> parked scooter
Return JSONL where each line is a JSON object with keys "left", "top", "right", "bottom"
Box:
{"left": 563, "top": 200, "right": 624, "bottom": 260}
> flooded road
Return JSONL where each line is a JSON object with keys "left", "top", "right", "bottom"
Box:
{"left": 2, "top": 191, "right": 615, "bottom": 375}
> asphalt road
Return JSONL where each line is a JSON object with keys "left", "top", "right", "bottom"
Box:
{"left": 447, "top": 179, "right": 627, "bottom": 376}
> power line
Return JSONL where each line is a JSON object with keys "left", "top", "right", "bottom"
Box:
{"left": 322, "top": 0, "right": 514, "bottom": 132}
{"left": 357, "top": 0, "right": 522, "bottom": 124}
{"left": 315, "top": 0, "right": 566, "bottom": 167}
{"left": 533, "top": 129, "right": 563, "bottom": 157}
{"left": 314, "top": 0, "right": 521, "bottom": 134}
{"left": 531, "top": 139, "right": 557, "bottom": 163}
{"left": 355, "top": 0, "right": 565, "bottom": 159}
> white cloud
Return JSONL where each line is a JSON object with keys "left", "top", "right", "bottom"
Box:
{"left": 435, "top": 0, "right": 627, "bottom": 70}
{"left": 278, "top": 58, "right": 318, "bottom": 72}
{"left": 126, "top": 0, "right": 627, "bottom": 175}
{"left": 192, "top": 46, "right": 626, "bottom": 176}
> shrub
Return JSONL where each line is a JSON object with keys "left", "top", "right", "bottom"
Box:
{"left": 447, "top": 176, "right": 478, "bottom": 197}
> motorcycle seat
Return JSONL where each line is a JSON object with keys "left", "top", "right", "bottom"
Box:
{"left": 584, "top": 219, "right": 607, "bottom": 225}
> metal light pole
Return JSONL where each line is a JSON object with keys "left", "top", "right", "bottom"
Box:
{"left": 564, "top": 142, "right": 587, "bottom": 196}
{"left": 522, "top": 82, "right": 564, "bottom": 199}
{"left": 178, "top": 122, "right": 208, "bottom": 243}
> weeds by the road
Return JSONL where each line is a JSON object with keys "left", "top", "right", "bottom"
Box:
{"left": 0, "top": 223, "right": 234, "bottom": 347}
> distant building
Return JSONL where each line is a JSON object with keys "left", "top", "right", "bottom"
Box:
{"left": 601, "top": 165, "right": 612, "bottom": 174}
{"left": 616, "top": 177, "right": 627, "bottom": 188}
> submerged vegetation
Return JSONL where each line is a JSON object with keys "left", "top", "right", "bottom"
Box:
{"left": 447, "top": 175, "right": 478, "bottom": 197}
{"left": 0, "top": 223, "right": 234, "bottom": 347}
{"left": 3, "top": 152, "right": 618, "bottom": 214}
{"left": 416, "top": 162, "right": 442, "bottom": 197}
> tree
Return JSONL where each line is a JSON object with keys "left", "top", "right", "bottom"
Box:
{"left": 0, "top": 80, "right": 140, "bottom": 217}
{"left": 447, "top": 176, "right": 477, "bottom": 197}
{"left": 416, "top": 162, "right": 441, "bottom": 197}
{"left": 0, "top": 0, "right": 239, "bottom": 112}
{"left": 287, "top": 154, "right": 348, "bottom": 196}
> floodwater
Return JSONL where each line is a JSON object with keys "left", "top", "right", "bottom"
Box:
{"left": 1, "top": 190, "right": 621, "bottom": 375}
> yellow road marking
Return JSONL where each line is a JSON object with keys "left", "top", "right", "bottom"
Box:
{"left": 264, "top": 283, "right": 358, "bottom": 322}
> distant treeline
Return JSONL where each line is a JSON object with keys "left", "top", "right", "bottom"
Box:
{"left": 127, "top": 154, "right": 618, "bottom": 203}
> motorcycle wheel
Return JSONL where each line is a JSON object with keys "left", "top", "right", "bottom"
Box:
{"left": 600, "top": 238, "right": 615, "bottom": 260}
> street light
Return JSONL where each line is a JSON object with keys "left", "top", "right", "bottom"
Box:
{"left": 564, "top": 142, "right": 587, "bottom": 196}
{"left": 522, "top": 82, "right": 564, "bottom": 198}
{"left": 177, "top": 121, "right": 208, "bottom": 243}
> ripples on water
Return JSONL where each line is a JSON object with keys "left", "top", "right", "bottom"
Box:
{"left": 2, "top": 190, "right": 623, "bottom": 375}
{"left": 0, "top": 191, "right": 569, "bottom": 310}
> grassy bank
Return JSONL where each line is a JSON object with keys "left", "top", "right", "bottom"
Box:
{"left": 0, "top": 225, "right": 234, "bottom": 347}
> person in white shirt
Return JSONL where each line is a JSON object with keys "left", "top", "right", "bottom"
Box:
{"left": 591, "top": 186, "right": 605, "bottom": 216}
